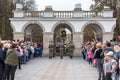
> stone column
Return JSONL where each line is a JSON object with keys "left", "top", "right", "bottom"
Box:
{"left": 42, "top": 32, "right": 54, "bottom": 56}
{"left": 73, "top": 32, "right": 83, "bottom": 56}
{"left": 13, "top": 32, "right": 24, "bottom": 41}
{"left": 103, "top": 32, "right": 113, "bottom": 42}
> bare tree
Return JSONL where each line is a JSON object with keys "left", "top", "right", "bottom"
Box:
{"left": 13, "top": 0, "right": 37, "bottom": 11}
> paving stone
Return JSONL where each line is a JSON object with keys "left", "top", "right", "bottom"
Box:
{"left": 15, "top": 57, "right": 98, "bottom": 80}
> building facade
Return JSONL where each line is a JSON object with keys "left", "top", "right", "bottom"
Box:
{"left": 10, "top": 4, "right": 116, "bottom": 56}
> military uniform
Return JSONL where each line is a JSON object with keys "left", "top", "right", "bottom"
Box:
{"left": 48, "top": 41, "right": 54, "bottom": 59}
{"left": 59, "top": 43, "right": 64, "bottom": 59}
{"left": 68, "top": 42, "right": 74, "bottom": 59}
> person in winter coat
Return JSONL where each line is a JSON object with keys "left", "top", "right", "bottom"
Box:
{"left": 2, "top": 43, "right": 18, "bottom": 80}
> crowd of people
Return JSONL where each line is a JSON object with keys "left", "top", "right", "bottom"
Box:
{"left": 0, "top": 40, "right": 43, "bottom": 80}
{"left": 81, "top": 39, "right": 120, "bottom": 80}
{"left": 0, "top": 38, "right": 120, "bottom": 80}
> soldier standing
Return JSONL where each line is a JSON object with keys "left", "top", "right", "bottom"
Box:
{"left": 48, "top": 41, "right": 54, "bottom": 59}
{"left": 68, "top": 41, "right": 74, "bottom": 59}
{"left": 59, "top": 42, "right": 64, "bottom": 59}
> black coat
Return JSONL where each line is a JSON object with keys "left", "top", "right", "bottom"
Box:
{"left": 0, "top": 48, "right": 4, "bottom": 63}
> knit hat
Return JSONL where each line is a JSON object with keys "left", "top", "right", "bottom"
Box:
{"left": 106, "top": 51, "right": 114, "bottom": 56}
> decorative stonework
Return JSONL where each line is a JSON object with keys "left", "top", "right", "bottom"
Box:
{"left": 10, "top": 5, "right": 116, "bottom": 57}
{"left": 74, "top": 3, "right": 82, "bottom": 11}
{"left": 22, "top": 21, "right": 45, "bottom": 33}
{"left": 103, "top": 6, "right": 111, "bottom": 11}
{"left": 15, "top": 3, "right": 23, "bottom": 11}
{"left": 51, "top": 21, "right": 75, "bottom": 33}
{"left": 81, "top": 20, "right": 105, "bottom": 33}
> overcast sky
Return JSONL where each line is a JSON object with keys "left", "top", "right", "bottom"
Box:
{"left": 35, "top": 0, "right": 93, "bottom": 11}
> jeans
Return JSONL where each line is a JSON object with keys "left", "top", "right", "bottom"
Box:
{"left": 31, "top": 52, "right": 34, "bottom": 59}
{"left": 26, "top": 53, "right": 29, "bottom": 61}
{"left": 96, "top": 59, "right": 105, "bottom": 80}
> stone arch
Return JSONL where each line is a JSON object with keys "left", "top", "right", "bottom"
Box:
{"left": 51, "top": 21, "right": 75, "bottom": 33}
{"left": 81, "top": 20, "right": 105, "bottom": 33}
{"left": 10, "top": 23, "right": 16, "bottom": 32}
{"left": 111, "top": 24, "right": 116, "bottom": 32}
{"left": 22, "top": 21, "right": 45, "bottom": 33}
{"left": 81, "top": 20, "right": 105, "bottom": 41}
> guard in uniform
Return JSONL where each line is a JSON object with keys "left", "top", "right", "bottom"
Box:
{"left": 68, "top": 41, "right": 74, "bottom": 59}
{"left": 48, "top": 41, "right": 54, "bottom": 59}
{"left": 59, "top": 42, "right": 64, "bottom": 59}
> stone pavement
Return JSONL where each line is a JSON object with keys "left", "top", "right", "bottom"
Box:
{"left": 15, "top": 56, "right": 98, "bottom": 80}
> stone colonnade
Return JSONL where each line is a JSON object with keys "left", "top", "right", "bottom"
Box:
{"left": 10, "top": 3, "right": 116, "bottom": 56}
{"left": 12, "top": 27, "right": 114, "bottom": 56}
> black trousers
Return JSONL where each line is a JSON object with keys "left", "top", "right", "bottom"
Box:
{"left": 0, "top": 62, "right": 4, "bottom": 80}
{"left": 18, "top": 57, "right": 21, "bottom": 69}
{"left": 82, "top": 52, "right": 85, "bottom": 60}
{"left": 105, "top": 74, "right": 112, "bottom": 80}
{"left": 2, "top": 64, "right": 17, "bottom": 80}
{"left": 88, "top": 58, "right": 92, "bottom": 64}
